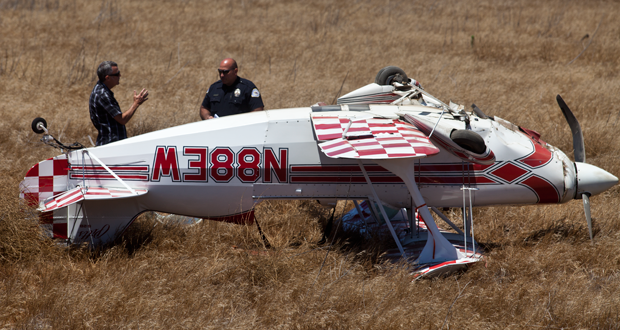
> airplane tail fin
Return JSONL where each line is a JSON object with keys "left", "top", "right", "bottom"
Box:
{"left": 20, "top": 155, "right": 70, "bottom": 239}
{"left": 20, "top": 156, "right": 148, "bottom": 245}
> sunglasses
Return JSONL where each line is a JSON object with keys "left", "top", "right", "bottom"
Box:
{"left": 218, "top": 69, "right": 232, "bottom": 75}
{"left": 108, "top": 71, "right": 121, "bottom": 77}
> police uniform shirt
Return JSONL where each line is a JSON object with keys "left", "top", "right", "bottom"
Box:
{"left": 201, "top": 77, "right": 264, "bottom": 117}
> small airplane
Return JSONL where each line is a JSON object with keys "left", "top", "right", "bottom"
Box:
{"left": 20, "top": 66, "right": 618, "bottom": 277}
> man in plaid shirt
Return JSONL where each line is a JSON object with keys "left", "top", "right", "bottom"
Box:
{"left": 89, "top": 61, "right": 149, "bottom": 146}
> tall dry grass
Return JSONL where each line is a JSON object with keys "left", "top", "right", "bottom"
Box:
{"left": 2, "top": 0, "right": 620, "bottom": 328}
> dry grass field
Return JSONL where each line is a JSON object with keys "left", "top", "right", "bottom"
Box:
{"left": 2, "top": 0, "right": 620, "bottom": 328}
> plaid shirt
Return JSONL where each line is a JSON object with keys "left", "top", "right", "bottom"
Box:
{"left": 89, "top": 81, "right": 126, "bottom": 146}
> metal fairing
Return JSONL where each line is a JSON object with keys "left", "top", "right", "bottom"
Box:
{"left": 403, "top": 112, "right": 495, "bottom": 165}
{"left": 21, "top": 104, "right": 574, "bottom": 245}
{"left": 336, "top": 84, "right": 400, "bottom": 105}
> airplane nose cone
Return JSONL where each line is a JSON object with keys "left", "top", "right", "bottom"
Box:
{"left": 575, "top": 162, "right": 618, "bottom": 197}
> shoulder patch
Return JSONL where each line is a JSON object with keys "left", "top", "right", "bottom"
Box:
{"left": 251, "top": 88, "right": 260, "bottom": 98}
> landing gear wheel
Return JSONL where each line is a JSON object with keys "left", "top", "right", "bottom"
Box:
{"left": 31, "top": 117, "right": 48, "bottom": 134}
{"left": 375, "top": 67, "right": 388, "bottom": 82}
{"left": 375, "top": 66, "right": 409, "bottom": 85}
{"left": 450, "top": 129, "right": 486, "bottom": 154}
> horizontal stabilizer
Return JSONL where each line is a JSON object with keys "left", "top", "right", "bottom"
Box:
{"left": 42, "top": 187, "right": 147, "bottom": 212}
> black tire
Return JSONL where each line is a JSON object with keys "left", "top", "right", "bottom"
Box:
{"left": 375, "top": 67, "right": 387, "bottom": 82}
{"left": 375, "top": 66, "right": 409, "bottom": 85}
{"left": 450, "top": 129, "right": 486, "bottom": 154}
{"left": 31, "top": 117, "right": 48, "bottom": 134}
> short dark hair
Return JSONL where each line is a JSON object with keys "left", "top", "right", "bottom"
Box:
{"left": 97, "top": 61, "right": 118, "bottom": 81}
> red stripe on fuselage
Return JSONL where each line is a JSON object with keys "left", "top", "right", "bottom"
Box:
{"left": 290, "top": 164, "right": 492, "bottom": 173}
{"left": 70, "top": 174, "right": 149, "bottom": 180}
{"left": 71, "top": 166, "right": 149, "bottom": 172}
{"left": 291, "top": 176, "right": 402, "bottom": 183}
{"left": 290, "top": 165, "right": 388, "bottom": 173}
{"left": 290, "top": 175, "right": 495, "bottom": 185}
{"left": 520, "top": 176, "right": 559, "bottom": 203}
{"left": 518, "top": 137, "right": 553, "bottom": 168}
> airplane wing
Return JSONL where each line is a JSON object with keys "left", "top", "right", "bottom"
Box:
{"left": 42, "top": 187, "right": 148, "bottom": 212}
{"left": 312, "top": 114, "right": 456, "bottom": 264}
{"left": 311, "top": 115, "right": 439, "bottom": 159}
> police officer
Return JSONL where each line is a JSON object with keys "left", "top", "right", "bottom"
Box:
{"left": 200, "top": 58, "right": 264, "bottom": 120}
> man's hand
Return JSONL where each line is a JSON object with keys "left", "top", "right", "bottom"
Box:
{"left": 133, "top": 88, "right": 149, "bottom": 105}
{"left": 114, "top": 88, "right": 149, "bottom": 125}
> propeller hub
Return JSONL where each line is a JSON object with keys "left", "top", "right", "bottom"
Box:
{"left": 575, "top": 162, "right": 618, "bottom": 198}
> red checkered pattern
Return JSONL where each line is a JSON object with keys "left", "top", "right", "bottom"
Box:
{"left": 312, "top": 116, "right": 354, "bottom": 141}
{"left": 43, "top": 187, "right": 148, "bottom": 212}
{"left": 312, "top": 116, "right": 431, "bottom": 141}
{"left": 319, "top": 133, "right": 439, "bottom": 159}
{"left": 19, "top": 156, "right": 70, "bottom": 237}
{"left": 20, "top": 156, "right": 69, "bottom": 208}
{"left": 314, "top": 117, "right": 440, "bottom": 160}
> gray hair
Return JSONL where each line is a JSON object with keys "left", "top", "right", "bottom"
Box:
{"left": 97, "top": 61, "right": 118, "bottom": 81}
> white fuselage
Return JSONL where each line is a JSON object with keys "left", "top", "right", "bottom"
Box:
{"left": 65, "top": 105, "right": 575, "bottom": 220}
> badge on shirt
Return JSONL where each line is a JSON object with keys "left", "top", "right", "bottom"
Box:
{"left": 251, "top": 88, "right": 260, "bottom": 97}
{"left": 234, "top": 89, "right": 241, "bottom": 97}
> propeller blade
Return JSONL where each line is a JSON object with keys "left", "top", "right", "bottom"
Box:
{"left": 582, "top": 193, "right": 593, "bottom": 241}
{"left": 556, "top": 95, "right": 585, "bottom": 163}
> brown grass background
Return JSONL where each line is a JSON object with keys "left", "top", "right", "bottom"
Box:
{"left": 2, "top": 0, "right": 620, "bottom": 328}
